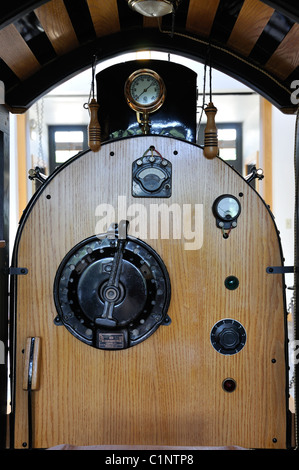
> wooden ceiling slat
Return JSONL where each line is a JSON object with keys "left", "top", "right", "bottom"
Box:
{"left": 0, "top": 24, "right": 40, "bottom": 80}
{"left": 249, "top": 10, "right": 294, "bottom": 65}
{"left": 13, "top": 12, "right": 57, "bottom": 65}
{"left": 265, "top": 23, "right": 299, "bottom": 80}
{"left": 35, "top": 0, "right": 79, "bottom": 56}
{"left": 2, "top": 0, "right": 298, "bottom": 112}
{"left": 87, "top": 0, "right": 120, "bottom": 37}
{"left": 227, "top": 0, "right": 274, "bottom": 56}
{"left": 186, "top": 0, "right": 220, "bottom": 37}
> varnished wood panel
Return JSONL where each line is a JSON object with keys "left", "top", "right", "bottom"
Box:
{"left": 260, "top": 98, "right": 273, "bottom": 208}
{"left": 265, "top": 24, "right": 299, "bottom": 80}
{"left": 87, "top": 0, "right": 120, "bottom": 37}
{"left": 12, "top": 136, "right": 288, "bottom": 449}
{"left": 35, "top": 0, "right": 79, "bottom": 56}
{"left": 186, "top": 0, "right": 220, "bottom": 37}
{"left": 0, "top": 24, "right": 40, "bottom": 80}
{"left": 227, "top": 0, "right": 274, "bottom": 57}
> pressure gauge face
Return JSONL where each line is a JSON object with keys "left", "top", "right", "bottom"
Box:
{"left": 125, "top": 69, "right": 166, "bottom": 114}
{"left": 213, "top": 195, "right": 241, "bottom": 222}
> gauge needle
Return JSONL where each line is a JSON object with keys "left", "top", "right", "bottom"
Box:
{"left": 137, "top": 82, "right": 154, "bottom": 100}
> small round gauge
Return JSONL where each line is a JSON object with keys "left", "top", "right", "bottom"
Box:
{"left": 125, "top": 69, "right": 166, "bottom": 113}
{"left": 212, "top": 195, "right": 241, "bottom": 221}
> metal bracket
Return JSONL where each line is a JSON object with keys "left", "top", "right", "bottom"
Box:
{"left": 9, "top": 267, "right": 28, "bottom": 275}
{"left": 266, "top": 266, "right": 294, "bottom": 274}
{"left": 245, "top": 166, "right": 264, "bottom": 183}
{"left": 28, "top": 166, "right": 48, "bottom": 184}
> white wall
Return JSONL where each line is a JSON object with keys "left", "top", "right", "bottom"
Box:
{"left": 242, "top": 99, "right": 260, "bottom": 169}
{"left": 272, "top": 107, "right": 296, "bottom": 299}
{"left": 28, "top": 96, "right": 89, "bottom": 168}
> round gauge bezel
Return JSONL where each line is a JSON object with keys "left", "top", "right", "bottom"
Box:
{"left": 212, "top": 194, "right": 241, "bottom": 222}
{"left": 124, "top": 69, "right": 166, "bottom": 114}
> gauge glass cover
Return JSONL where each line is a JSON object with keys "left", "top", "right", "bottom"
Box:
{"left": 125, "top": 69, "right": 166, "bottom": 113}
{"left": 130, "top": 75, "right": 160, "bottom": 106}
{"left": 215, "top": 196, "right": 240, "bottom": 221}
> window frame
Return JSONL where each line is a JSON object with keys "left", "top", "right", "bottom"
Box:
{"left": 48, "top": 124, "right": 88, "bottom": 174}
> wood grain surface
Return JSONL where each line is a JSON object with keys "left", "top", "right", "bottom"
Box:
{"left": 12, "top": 136, "right": 288, "bottom": 449}
{"left": 186, "top": 0, "right": 221, "bottom": 37}
{"left": 35, "top": 0, "right": 79, "bottom": 56}
{"left": 0, "top": 25, "right": 41, "bottom": 80}
{"left": 265, "top": 23, "right": 299, "bottom": 81}
{"left": 227, "top": 0, "right": 274, "bottom": 57}
{"left": 87, "top": 0, "right": 120, "bottom": 37}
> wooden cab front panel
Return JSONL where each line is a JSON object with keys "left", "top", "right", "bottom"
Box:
{"left": 11, "top": 136, "right": 288, "bottom": 449}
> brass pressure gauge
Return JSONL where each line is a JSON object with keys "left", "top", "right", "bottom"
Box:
{"left": 124, "top": 69, "right": 166, "bottom": 114}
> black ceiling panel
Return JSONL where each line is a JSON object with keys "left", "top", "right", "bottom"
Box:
{"left": 0, "top": 59, "right": 20, "bottom": 90}
{"left": 261, "top": 0, "right": 299, "bottom": 23}
{"left": 249, "top": 10, "right": 294, "bottom": 65}
{"left": 161, "top": 0, "right": 190, "bottom": 31}
{"left": 210, "top": 0, "right": 245, "bottom": 43}
{"left": 0, "top": 0, "right": 48, "bottom": 29}
{"left": 63, "top": 0, "right": 96, "bottom": 43}
{"left": 117, "top": 0, "right": 143, "bottom": 29}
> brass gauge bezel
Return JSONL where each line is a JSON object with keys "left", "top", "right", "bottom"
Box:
{"left": 124, "top": 69, "right": 166, "bottom": 114}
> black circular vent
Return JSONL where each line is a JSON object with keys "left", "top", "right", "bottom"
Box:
{"left": 54, "top": 233, "right": 171, "bottom": 350}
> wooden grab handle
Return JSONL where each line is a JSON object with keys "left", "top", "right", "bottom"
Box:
{"left": 23, "top": 337, "right": 41, "bottom": 391}
{"left": 88, "top": 98, "right": 101, "bottom": 152}
{"left": 203, "top": 102, "right": 218, "bottom": 160}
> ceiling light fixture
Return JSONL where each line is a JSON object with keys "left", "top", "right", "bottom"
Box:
{"left": 127, "top": 0, "right": 179, "bottom": 18}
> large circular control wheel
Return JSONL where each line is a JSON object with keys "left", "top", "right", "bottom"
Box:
{"left": 54, "top": 233, "right": 171, "bottom": 350}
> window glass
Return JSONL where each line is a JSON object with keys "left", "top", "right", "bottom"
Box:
{"left": 54, "top": 131, "right": 84, "bottom": 143}
{"left": 218, "top": 128, "right": 237, "bottom": 161}
{"left": 54, "top": 131, "right": 84, "bottom": 163}
{"left": 48, "top": 125, "right": 88, "bottom": 173}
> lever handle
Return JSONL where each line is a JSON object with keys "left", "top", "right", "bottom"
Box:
{"left": 23, "top": 337, "right": 41, "bottom": 391}
{"left": 88, "top": 98, "right": 101, "bottom": 152}
{"left": 203, "top": 102, "right": 218, "bottom": 159}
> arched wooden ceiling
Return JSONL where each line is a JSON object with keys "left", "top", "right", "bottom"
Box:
{"left": 0, "top": 0, "right": 299, "bottom": 113}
